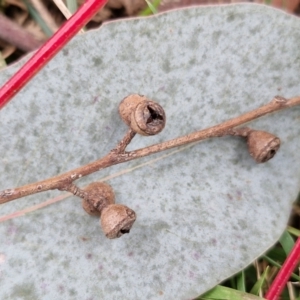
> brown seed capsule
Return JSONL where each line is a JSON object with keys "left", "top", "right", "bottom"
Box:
{"left": 119, "top": 94, "right": 145, "bottom": 126}
{"left": 247, "top": 130, "right": 280, "bottom": 163}
{"left": 82, "top": 182, "right": 115, "bottom": 216}
{"left": 118, "top": 94, "right": 166, "bottom": 136}
{"left": 100, "top": 204, "right": 136, "bottom": 239}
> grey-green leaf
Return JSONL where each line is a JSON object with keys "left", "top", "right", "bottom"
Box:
{"left": 0, "top": 4, "right": 300, "bottom": 300}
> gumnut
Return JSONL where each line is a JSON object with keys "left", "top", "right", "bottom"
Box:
{"left": 118, "top": 94, "right": 166, "bottom": 136}
{"left": 82, "top": 182, "right": 115, "bottom": 216}
{"left": 247, "top": 130, "right": 280, "bottom": 163}
{"left": 100, "top": 204, "right": 136, "bottom": 239}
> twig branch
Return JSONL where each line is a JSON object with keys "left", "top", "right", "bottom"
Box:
{"left": 111, "top": 129, "right": 136, "bottom": 154}
{"left": 0, "top": 95, "right": 299, "bottom": 205}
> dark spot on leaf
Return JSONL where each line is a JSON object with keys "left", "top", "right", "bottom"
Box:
{"left": 92, "top": 57, "right": 103, "bottom": 66}
{"left": 227, "top": 13, "right": 235, "bottom": 22}
{"left": 86, "top": 253, "right": 92, "bottom": 259}
{"left": 162, "top": 59, "right": 171, "bottom": 73}
{"left": 62, "top": 49, "right": 69, "bottom": 56}
{"left": 212, "top": 31, "right": 222, "bottom": 44}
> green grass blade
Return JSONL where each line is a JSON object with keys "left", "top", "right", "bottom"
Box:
{"left": 279, "top": 230, "right": 295, "bottom": 255}
{"left": 145, "top": 0, "right": 157, "bottom": 14}
{"left": 197, "top": 285, "right": 266, "bottom": 300}
{"left": 262, "top": 255, "right": 300, "bottom": 281}
{"left": 230, "top": 277, "right": 236, "bottom": 289}
{"left": 66, "top": 0, "right": 78, "bottom": 14}
{"left": 236, "top": 270, "right": 246, "bottom": 292}
{"left": 266, "top": 247, "right": 286, "bottom": 261}
{"left": 250, "top": 266, "right": 269, "bottom": 295}
{"left": 140, "top": 0, "right": 159, "bottom": 15}
{"left": 287, "top": 226, "right": 300, "bottom": 237}
{"left": 23, "top": 0, "right": 52, "bottom": 37}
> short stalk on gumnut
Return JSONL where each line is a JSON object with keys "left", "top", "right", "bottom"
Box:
{"left": 64, "top": 182, "right": 136, "bottom": 239}
{"left": 228, "top": 127, "right": 280, "bottom": 163}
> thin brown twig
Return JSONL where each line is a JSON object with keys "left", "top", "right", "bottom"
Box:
{"left": 52, "top": 0, "right": 74, "bottom": 19}
{"left": 111, "top": 129, "right": 136, "bottom": 154}
{"left": 52, "top": 0, "right": 85, "bottom": 33}
{"left": 0, "top": 95, "right": 299, "bottom": 205}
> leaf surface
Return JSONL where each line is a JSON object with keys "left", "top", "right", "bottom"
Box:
{"left": 0, "top": 4, "right": 300, "bottom": 299}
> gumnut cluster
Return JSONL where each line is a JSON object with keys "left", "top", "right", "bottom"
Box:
{"left": 80, "top": 96, "right": 280, "bottom": 239}
{"left": 82, "top": 182, "right": 136, "bottom": 239}
{"left": 78, "top": 95, "right": 167, "bottom": 239}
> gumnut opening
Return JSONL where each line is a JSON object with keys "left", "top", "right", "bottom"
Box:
{"left": 82, "top": 182, "right": 115, "bottom": 216}
{"left": 131, "top": 100, "right": 166, "bottom": 136}
{"left": 118, "top": 94, "right": 166, "bottom": 136}
{"left": 247, "top": 130, "right": 280, "bottom": 163}
{"left": 100, "top": 204, "right": 136, "bottom": 239}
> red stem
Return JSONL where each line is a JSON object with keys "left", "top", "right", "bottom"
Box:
{"left": 0, "top": 0, "right": 108, "bottom": 110}
{"left": 265, "top": 236, "right": 300, "bottom": 300}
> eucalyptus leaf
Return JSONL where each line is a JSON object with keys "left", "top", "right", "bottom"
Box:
{"left": 0, "top": 4, "right": 300, "bottom": 299}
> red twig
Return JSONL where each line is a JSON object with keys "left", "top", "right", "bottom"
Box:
{"left": 265, "top": 236, "right": 300, "bottom": 300}
{"left": 0, "top": 0, "right": 108, "bottom": 110}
